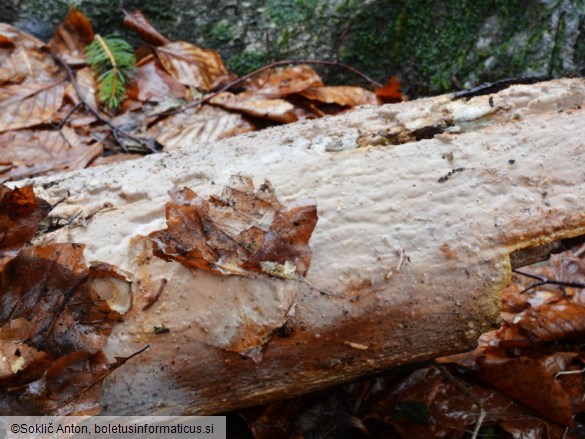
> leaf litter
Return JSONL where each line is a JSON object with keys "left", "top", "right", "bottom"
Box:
{"left": 0, "top": 185, "right": 142, "bottom": 415}
{"left": 0, "top": 8, "right": 404, "bottom": 182}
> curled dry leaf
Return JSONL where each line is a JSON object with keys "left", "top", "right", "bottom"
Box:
{"left": 0, "top": 185, "right": 51, "bottom": 271}
{"left": 127, "top": 56, "right": 185, "bottom": 102}
{"left": 147, "top": 104, "right": 255, "bottom": 150}
{"left": 375, "top": 75, "right": 405, "bottom": 103}
{"left": 501, "top": 301, "right": 585, "bottom": 346}
{"left": 14, "top": 351, "right": 111, "bottom": 415}
{"left": 242, "top": 65, "right": 324, "bottom": 98}
{"left": 0, "top": 34, "right": 15, "bottom": 49}
{"left": 299, "top": 86, "right": 379, "bottom": 107}
{"left": 0, "top": 242, "right": 129, "bottom": 415}
{"left": 71, "top": 67, "right": 98, "bottom": 112}
{"left": 123, "top": 10, "right": 171, "bottom": 47}
{"left": 210, "top": 91, "right": 298, "bottom": 123}
{"left": 149, "top": 175, "right": 318, "bottom": 278}
{"left": 156, "top": 41, "right": 227, "bottom": 91}
{"left": 475, "top": 353, "right": 574, "bottom": 426}
{"left": 0, "top": 24, "right": 62, "bottom": 85}
{"left": 0, "top": 127, "right": 103, "bottom": 182}
{"left": 47, "top": 6, "right": 94, "bottom": 66}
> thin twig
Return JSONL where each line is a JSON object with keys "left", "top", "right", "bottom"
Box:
{"left": 513, "top": 268, "right": 585, "bottom": 293}
{"left": 142, "top": 278, "right": 168, "bottom": 311}
{"left": 157, "top": 59, "right": 383, "bottom": 117}
{"left": 434, "top": 363, "right": 485, "bottom": 439}
{"left": 56, "top": 102, "right": 82, "bottom": 129}
{"left": 64, "top": 344, "right": 150, "bottom": 405}
{"left": 333, "top": 21, "right": 352, "bottom": 63}
{"left": 53, "top": 54, "right": 159, "bottom": 154}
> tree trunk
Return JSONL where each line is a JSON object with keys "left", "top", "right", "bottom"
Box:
{"left": 25, "top": 78, "right": 585, "bottom": 415}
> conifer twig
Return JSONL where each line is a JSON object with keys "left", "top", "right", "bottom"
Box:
{"left": 53, "top": 54, "right": 160, "bottom": 154}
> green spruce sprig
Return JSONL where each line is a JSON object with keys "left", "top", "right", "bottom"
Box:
{"left": 85, "top": 34, "right": 135, "bottom": 111}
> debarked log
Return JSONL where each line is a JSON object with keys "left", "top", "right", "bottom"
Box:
{"left": 20, "top": 78, "right": 585, "bottom": 414}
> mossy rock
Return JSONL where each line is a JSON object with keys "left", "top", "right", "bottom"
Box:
{"left": 5, "top": 0, "right": 584, "bottom": 97}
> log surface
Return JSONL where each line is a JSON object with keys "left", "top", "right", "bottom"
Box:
{"left": 21, "top": 78, "right": 585, "bottom": 414}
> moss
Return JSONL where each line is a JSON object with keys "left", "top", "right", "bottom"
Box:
{"left": 266, "top": 0, "right": 319, "bottom": 26}
{"left": 11, "top": 0, "right": 579, "bottom": 97}
{"left": 575, "top": 19, "right": 585, "bottom": 75}
{"left": 337, "top": 0, "right": 557, "bottom": 97}
{"left": 227, "top": 50, "right": 269, "bottom": 76}
{"left": 208, "top": 20, "right": 236, "bottom": 46}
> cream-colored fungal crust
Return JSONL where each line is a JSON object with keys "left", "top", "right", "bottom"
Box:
{"left": 17, "top": 78, "right": 585, "bottom": 414}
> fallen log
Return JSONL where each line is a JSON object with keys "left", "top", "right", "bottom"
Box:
{"left": 21, "top": 78, "right": 585, "bottom": 415}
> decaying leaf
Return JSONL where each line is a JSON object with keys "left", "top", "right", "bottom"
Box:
{"left": 128, "top": 56, "right": 186, "bottom": 102}
{"left": 0, "top": 82, "right": 66, "bottom": 133}
{"left": 0, "top": 185, "right": 136, "bottom": 415}
{"left": 47, "top": 6, "right": 94, "bottom": 66}
{"left": 209, "top": 91, "right": 298, "bottom": 123}
{"left": 0, "top": 185, "right": 51, "bottom": 271}
{"left": 0, "top": 127, "right": 102, "bottom": 182}
{"left": 436, "top": 247, "right": 585, "bottom": 431}
{"left": 364, "top": 366, "right": 568, "bottom": 439}
{"left": 376, "top": 75, "right": 405, "bottom": 103}
{"left": 156, "top": 41, "right": 227, "bottom": 91}
{"left": 147, "top": 104, "right": 255, "bottom": 150}
{"left": 299, "top": 86, "right": 379, "bottom": 107}
{"left": 476, "top": 353, "right": 574, "bottom": 426}
{"left": 0, "top": 243, "right": 129, "bottom": 415}
{"left": 70, "top": 67, "right": 98, "bottom": 112}
{"left": 0, "top": 24, "right": 62, "bottom": 85}
{"left": 123, "top": 10, "right": 170, "bottom": 47}
{"left": 242, "top": 65, "right": 323, "bottom": 98}
{"left": 150, "top": 175, "right": 318, "bottom": 278}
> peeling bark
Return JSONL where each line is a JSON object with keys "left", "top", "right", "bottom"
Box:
{"left": 18, "top": 78, "right": 585, "bottom": 414}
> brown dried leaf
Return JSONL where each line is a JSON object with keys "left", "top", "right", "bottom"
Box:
{"left": 0, "top": 24, "right": 61, "bottom": 85}
{"left": 0, "top": 127, "right": 102, "bottom": 182}
{"left": 72, "top": 67, "right": 98, "bottom": 111}
{"left": 0, "top": 341, "right": 47, "bottom": 382}
{"left": 0, "top": 244, "right": 122, "bottom": 355}
{"left": 128, "top": 57, "right": 185, "bottom": 102}
{"left": 147, "top": 104, "right": 256, "bottom": 150}
{"left": 243, "top": 198, "right": 318, "bottom": 277}
{"left": 556, "top": 365, "right": 585, "bottom": 415}
{"left": 0, "top": 48, "right": 28, "bottom": 84}
{"left": 242, "top": 65, "right": 323, "bottom": 98}
{"left": 299, "top": 86, "right": 378, "bottom": 107}
{"left": 0, "top": 34, "right": 15, "bottom": 49}
{"left": 376, "top": 76, "right": 405, "bottom": 103}
{"left": 210, "top": 91, "right": 298, "bottom": 123}
{"left": 123, "top": 10, "right": 171, "bottom": 47}
{"left": 9, "top": 351, "right": 110, "bottom": 415}
{"left": 0, "top": 243, "right": 126, "bottom": 415}
{"left": 0, "top": 185, "right": 51, "bottom": 271}
{"left": 365, "top": 366, "right": 568, "bottom": 439}
{"left": 0, "top": 81, "right": 65, "bottom": 133}
{"left": 150, "top": 176, "right": 318, "bottom": 278}
{"left": 514, "top": 301, "right": 585, "bottom": 343}
{"left": 156, "top": 41, "right": 227, "bottom": 91}
{"left": 475, "top": 354, "right": 573, "bottom": 426}
{"left": 47, "top": 7, "right": 94, "bottom": 66}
